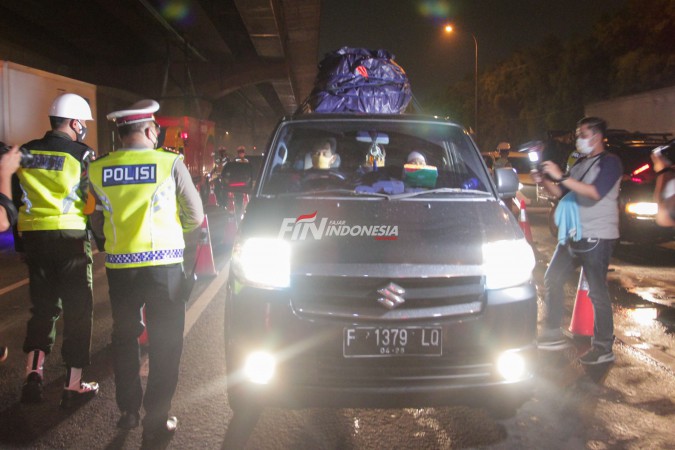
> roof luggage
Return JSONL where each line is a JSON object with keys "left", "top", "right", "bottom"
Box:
{"left": 305, "top": 47, "right": 412, "bottom": 114}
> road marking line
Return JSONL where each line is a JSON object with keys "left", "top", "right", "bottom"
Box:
{"left": 141, "top": 263, "right": 230, "bottom": 376}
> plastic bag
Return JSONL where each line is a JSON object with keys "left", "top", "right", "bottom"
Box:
{"left": 308, "top": 47, "right": 412, "bottom": 114}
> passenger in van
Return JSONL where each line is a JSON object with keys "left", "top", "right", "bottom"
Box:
{"left": 406, "top": 150, "right": 426, "bottom": 165}
{"left": 309, "top": 138, "right": 340, "bottom": 169}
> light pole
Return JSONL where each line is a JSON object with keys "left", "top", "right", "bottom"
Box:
{"left": 444, "top": 24, "right": 478, "bottom": 135}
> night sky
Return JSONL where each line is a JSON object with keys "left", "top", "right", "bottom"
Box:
{"left": 319, "top": 0, "right": 629, "bottom": 103}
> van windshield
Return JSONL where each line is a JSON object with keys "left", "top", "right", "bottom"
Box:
{"left": 260, "top": 118, "right": 491, "bottom": 197}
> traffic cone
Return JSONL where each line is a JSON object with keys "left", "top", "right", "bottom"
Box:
{"left": 568, "top": 268, "right": 594, "bottom": 337}
{"left": 518, "top": 199, "right": 533, "bottom": 244}
{"left": 195, "top": 215, "right": 218, "bottom": 277}
{"left": 139, "top": 306, "right": 149, "bottom": 346}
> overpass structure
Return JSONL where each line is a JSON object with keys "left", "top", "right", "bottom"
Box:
{"left": 0, "top": 0, "right": 322, "bottom": 147}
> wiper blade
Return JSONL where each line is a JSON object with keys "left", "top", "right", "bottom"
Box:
{"left": 391, "top": 188, "right": 491, "bottom": 199}
{"left": 276, "top": 189, "right": 390, "bottom": 199}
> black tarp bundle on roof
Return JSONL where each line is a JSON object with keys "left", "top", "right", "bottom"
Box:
{"left": 306, "top": 47, "right": 412, "bottom": 114}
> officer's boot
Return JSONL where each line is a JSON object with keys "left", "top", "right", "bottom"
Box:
{"left": 21, "top": 350, "right": 45, "bottom": 403}
{"left": 60, "top": 367, "right": 100, "bottom": 409}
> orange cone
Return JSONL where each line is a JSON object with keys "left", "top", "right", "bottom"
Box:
{"left": 195, "top": 215, "right": 218, "bottom": 277}
{"left": 518, "top": 199, "right": 533, "bottom": 244}
{"left": 568, "top": 268, "right": 594, "bottom": 337}
{"left": 139, "top": 306, "right": 149, "bottom": 346}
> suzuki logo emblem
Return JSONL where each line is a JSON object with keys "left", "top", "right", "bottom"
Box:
{"left": 377, "top": 282, "right": 405, "bottom": 310}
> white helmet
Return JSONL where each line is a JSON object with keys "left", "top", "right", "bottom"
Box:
{"left": 49, "top": 93, "right": 94, "bottom": 121}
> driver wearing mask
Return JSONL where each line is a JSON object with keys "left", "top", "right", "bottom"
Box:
{"left": 308, "top": 138, "right": 340, "bottom": 170}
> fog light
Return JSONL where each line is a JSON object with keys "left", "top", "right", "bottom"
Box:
{"left": 496, "top": 351, "right": 526, "bottom": 381}
{"left": 243, "top": 351, "right": 276, "bottom": 385}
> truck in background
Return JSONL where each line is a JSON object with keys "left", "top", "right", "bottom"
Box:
{"left": 585, "top": 85, "right": 675, "bottom": 134}
{"left": 0, "top": 61, "right": 98, "bottom": 149}
{"left": 157, "top": 115, "right": 216, "bottom": 203}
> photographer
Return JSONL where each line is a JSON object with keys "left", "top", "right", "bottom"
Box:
{"left": 0, "top": 144, "right": 21, "bottom": 232}
{"left": 651, "top": 142, "right": 675, "bottom": 227}
{"left": 532, "top": 117, "right": 623, "bottom": 366}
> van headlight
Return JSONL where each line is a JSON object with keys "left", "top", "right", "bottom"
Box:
{"left": 482, "top": 239, "right": 535, "bottom": 289}
{"left": 232, "top": 238, "right": 290, "bottom": 289}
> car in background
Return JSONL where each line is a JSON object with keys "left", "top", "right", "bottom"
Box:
{"left": 605, "top": 131, "right": 675, "bottom": 243}
{"left": 481, "top": 151, "right": 554, "bottom": 211}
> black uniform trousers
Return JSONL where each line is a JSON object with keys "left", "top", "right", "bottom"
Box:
{"left": 22, "top": 230, "right": 93, "bottom": 368}
{"left": 106, "top": 263, "right": 185, "bottom": 430}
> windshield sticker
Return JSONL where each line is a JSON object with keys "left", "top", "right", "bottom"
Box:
{"left": 279, "top": 211, "right": 398, "bottom": 241}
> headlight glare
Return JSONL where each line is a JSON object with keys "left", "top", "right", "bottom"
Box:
{"left": 496, "top": 350, "right": 527, "bottom": 381}
{"left": 232, "top": 238, "right": 290, "bottom": 288}
{"left": 625, "top": 202, "right": 657, "bottom": 218}
{"left": 482, "top": 239, "right": 535, "bottom": 289}
{"left": 243, "top": 351, "right": 276, "bottom": 385}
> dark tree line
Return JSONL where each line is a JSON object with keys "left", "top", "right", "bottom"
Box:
{"left": 430, "top": 0, "right": 675, "bottom": 150}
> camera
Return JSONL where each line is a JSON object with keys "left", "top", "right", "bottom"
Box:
{"left": 652, "top": 139, "right": 675, "bottom": 163}
{"left": 0, "top": 143, "right": 34, "bottom": 167}
{"left": 518, "top": 140, "right": 545, "bottom": 172}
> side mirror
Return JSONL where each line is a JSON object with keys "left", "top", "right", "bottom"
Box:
{"left": 221, "top": 161, "right": 253, "bottom": 192}
{"left": 495, "top": 167, "right": 519, "bottom": 199}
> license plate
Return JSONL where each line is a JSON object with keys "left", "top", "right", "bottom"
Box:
{"left": 343, "top": 327, "right": 442, "bottom": 357}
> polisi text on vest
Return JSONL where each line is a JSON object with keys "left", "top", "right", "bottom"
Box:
{"left": 102, "top": 164, "right": 157, "bottom": 186}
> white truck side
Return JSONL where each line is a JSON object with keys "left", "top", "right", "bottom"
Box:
{"left": 585, "top": 85, "right": 675, "bottom": 134}
{"left": 0, "top": 61, "right": 98, "bottom": 148}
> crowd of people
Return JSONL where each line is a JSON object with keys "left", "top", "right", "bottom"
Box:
{"left": 1, "top": 91, "right": 674, "bottom": 443}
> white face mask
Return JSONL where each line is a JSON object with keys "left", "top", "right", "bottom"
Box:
{"left": 576, "top": 136, "right": 594, "bottom": 155}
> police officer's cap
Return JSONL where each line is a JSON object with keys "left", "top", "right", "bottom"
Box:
{"left": 107, "top": 99, "right": 160, "bottom": 126}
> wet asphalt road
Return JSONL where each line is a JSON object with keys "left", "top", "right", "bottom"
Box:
{"left": 0, "top": 206, "right": 674, "bottom": 449}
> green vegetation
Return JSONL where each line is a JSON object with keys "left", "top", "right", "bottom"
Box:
{"left": 431, "top": 0, "right": 675, "bottom": 149}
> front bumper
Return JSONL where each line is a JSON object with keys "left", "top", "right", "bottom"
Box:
{"left": 225, "top": 276, "right": 538, "bottom": 409}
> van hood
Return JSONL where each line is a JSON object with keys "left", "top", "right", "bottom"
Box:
{"left": 240, "top": 197, "right": 522, "bottom": 274}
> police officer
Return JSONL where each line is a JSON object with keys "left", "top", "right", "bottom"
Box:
{"left": 493, "top": 141, "right": 512, "bottom": 169}
{"left": 14, "top": 93, "right": 99, "bottom": 407}
{"left": 87, "top": 99, "right": 204, "bottom": 444}
{"left": 234, "top": 145, "right": 249, "bottom": 163}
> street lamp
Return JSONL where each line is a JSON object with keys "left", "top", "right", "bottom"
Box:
{"left": 444, "top": 24, "right": 478, "bottom": 135}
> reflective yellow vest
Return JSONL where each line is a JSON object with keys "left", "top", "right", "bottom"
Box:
{"left": 17, "top": 150, "right": 87, "bottom": 231}
{"left": 89, "top": 149, "right": 185, "bottom": 269}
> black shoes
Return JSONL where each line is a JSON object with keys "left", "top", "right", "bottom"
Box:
{"left": 142, "top": 416, "right": 178, "bottom": 445}
{"left": 579, "top": 345, "right": 615, "bottom": 365}
{"left": 0, "top": 346, "right": 7, "bottom": 362}
{"left": 60, "top": 381, "right": 100, "bottom": 408}
{"left": 21, "top": 372, "right": 44, "bottom": 403}
{"left": 117, "top": 411, "right": 141, "bottom": 429}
